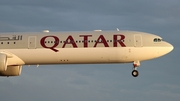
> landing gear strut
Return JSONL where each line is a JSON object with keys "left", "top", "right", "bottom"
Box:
{"left": 132, "top": 61, "right": 140, "bottom": 77}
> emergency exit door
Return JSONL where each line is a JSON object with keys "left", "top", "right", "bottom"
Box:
{"left": 28, "top": 36, "right": 36, "bottom": 49}
{"left": 134, "top": 35, "right": 143, "bottom": 47}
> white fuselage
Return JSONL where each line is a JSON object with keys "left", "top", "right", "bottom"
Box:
{"left": 0, "top": 31, "right": 173, "bottom": 66}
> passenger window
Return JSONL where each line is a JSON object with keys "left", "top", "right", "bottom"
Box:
{"left": 84, "top": 40, "right": 87, "bottom": 43}
{"left": 55, "top": 41, "right": 59, "bottom": 43}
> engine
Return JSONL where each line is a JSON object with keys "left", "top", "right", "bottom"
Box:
{"left": 0, "top": 53, "right": 7, "bottom": 72}
{"left": 0, "top": 65, "right": 22, "bottom": 77}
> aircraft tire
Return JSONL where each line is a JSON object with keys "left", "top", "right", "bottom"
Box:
{"left": 132, "top": 70, "right": 139, "bottom": 77}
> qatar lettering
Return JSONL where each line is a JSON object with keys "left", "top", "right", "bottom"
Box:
{"left": 40, "top": 34, "right": 126, "bottom": 52}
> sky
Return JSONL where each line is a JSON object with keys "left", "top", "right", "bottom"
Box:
{"left": 0, "top": 0, "right": 179, "bottom": 101}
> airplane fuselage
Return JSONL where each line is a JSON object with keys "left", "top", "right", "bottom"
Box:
{"left": 0, "top": 31, "right": 173, "bottom": 77}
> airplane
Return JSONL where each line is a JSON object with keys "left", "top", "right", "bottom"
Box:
{"left": 0, "top": 30, "right": 173, "bottom": 77}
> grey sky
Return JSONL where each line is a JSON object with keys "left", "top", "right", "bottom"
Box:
{"left": 0, "top": 0, "right": 179, "bottom": 101}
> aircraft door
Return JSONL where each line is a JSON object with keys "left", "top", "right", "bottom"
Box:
{"left": 134, "top": 35, "right": 143, "bottom": 47}
{"left": 28, "top": 36, "right": 36, "bottom": 49}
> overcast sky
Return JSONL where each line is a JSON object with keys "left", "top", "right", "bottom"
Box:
{"left": 0, "top": 0, "right": 179, "bottom": 101}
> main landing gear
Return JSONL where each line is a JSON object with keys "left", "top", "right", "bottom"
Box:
{"left": 132, "top": 61, "right": 140, "bottom": 77}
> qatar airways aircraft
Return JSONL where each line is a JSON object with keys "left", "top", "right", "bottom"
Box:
{"left": 0, "top": 30, "right": 173, "bottom": 77}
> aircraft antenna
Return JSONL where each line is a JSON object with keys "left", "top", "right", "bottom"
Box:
{"left": 116, "top": 28, "right": 120, "bottom": 31}
{"left": 43, "top": 30, "right": 49, "bottom": 32}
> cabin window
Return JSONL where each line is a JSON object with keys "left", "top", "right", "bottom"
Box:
{"left": 54, "top": 41, "right": 59, "bottom": 43}
{"left": 115, "top": 40, "right": 119, "bottom": 42}
{"left": 84, "top": 40, "right": 88, "bottom": 43}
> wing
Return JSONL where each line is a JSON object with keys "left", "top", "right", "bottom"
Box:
{"left": 0, "top": 51, "right": 24, "bottom": 77}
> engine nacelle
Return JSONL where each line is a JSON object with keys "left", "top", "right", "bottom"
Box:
{"left": 0, "top": 53, "right": 7, "bottom": 72}
{"left": 0, "top": 65, "right": 22, "bottom": 76}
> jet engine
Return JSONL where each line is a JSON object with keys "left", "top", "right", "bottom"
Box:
{"left": 0, "top": 53, "right": 7, "bottom": 72}
{"left": 0, "top": 65, "right": 22, "bottom": 76}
